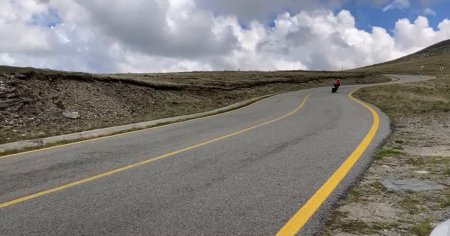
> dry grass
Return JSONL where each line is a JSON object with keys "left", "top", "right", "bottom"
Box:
{"left": 353, "top": 41, "right": 450, "bottom": 116}
{"left": 353, "top": 54, "right": 450, "bottom": 75}
{"left": 354, "top": 75, "right": 450, "bottom": 118}
{"left": 1, "top": 65, "right": 385, "bottom": 91}
{"left": 104, "top": 70, "right": 385, "bottom": 91}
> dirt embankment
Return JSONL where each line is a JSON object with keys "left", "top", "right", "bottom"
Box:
{"left": 0, "top": 70, "right": 386, "bottom": 145}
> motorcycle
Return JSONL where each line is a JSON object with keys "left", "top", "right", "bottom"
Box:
{"left": 331, "top": 84, "right": 340, "bottom": 93}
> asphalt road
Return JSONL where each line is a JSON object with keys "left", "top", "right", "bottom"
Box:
{"left": 0, "top": 75, "right": 432, "bottom": 235}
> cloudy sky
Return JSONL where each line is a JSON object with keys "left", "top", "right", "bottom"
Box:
{"left": 1, "top": 0, "right": 449, "bottom": 73}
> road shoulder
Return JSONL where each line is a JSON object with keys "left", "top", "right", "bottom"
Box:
{"left": 323, "top": 75, "right": 450, "bottom": 235}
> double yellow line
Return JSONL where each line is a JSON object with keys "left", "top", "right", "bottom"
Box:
{"left": 0, "top": 89, "right": 380, "bottom": 236}
{"left": 0, "top": 94, "right": 312, "bottom": 208}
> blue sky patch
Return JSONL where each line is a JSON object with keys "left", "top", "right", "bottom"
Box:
{"left": 29, "top": 7, "right": 62, "bottom": 28}
{"left": 339, "top": 1, "right": 450, "bottom": 32}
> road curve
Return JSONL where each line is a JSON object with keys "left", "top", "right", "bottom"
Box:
{"left": 0, "top": 75, "right": 432, "bottom": 235}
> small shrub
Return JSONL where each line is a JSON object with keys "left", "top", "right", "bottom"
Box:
{"left": 411, "top": 221, "right": 432, "bottom": 236}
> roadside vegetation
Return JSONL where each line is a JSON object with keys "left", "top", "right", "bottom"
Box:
{"left": 324, "top": 39, "right": 450, "bottom": 235}
{"left": 355, "top": 75, "right": 450, "bottom": 115}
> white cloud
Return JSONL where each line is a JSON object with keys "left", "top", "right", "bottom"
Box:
{"left": 0, "top": 0, "right": 51, "bottom": 52}
{"left": 0, "top": 0, "right": 449, "bottom": 73}
{"left": 393, "top": 16, "right": 447, "bottom": 53}
{"left": 382, "top": 0, "right": 410, "bottom": 12}
{"left": 423, "top": 8, "right": 436, "bottom": 16}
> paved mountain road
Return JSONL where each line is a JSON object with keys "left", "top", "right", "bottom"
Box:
{"left": 0, "top": 75, "right": 432, "bottom": 235}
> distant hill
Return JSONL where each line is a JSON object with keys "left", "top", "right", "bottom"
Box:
{"left": 355, "top": 39, "right": 450, "bottom": 75}
{"left": 402, "top": 39, "right": 450, "bottom": 60}
{"left": 1, "top": 39, "right": 449, "bottom": 76}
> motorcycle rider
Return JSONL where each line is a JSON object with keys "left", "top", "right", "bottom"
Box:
{"left": 331, "top": 79, "right": 341, "bottom": 93}
{"left": 333, "top": 79, "right": 341, "bottom": 88}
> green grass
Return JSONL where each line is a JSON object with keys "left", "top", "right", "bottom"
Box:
{"left": 444, "top": 168, "right": 450, "bottom": 176}
{"left": 411, "top": 221, "right": 433, "bottom": 236}
{"left": 346, "top": 188, "right": 362, "bottom": 202}
{"left": 397, "top": 195, "right": 422, "bottom": 214}
{"left": 374, "top": 148, "right": 403, "bottom": 160}
{"left": 438, "top": 189, "right": 450, "bottom": 208}
{"left": 405, "top": 157, "right": 426, "bottom": 166}
{"left": 441, "top": 199, "right": 450, "bottom": 208}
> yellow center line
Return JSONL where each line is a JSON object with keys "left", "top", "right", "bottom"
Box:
{"left": 276, "top": 89, "right": 380, "bottom": 236}
{"left": 0, "top": 94, "right": 312, "bottom": 208}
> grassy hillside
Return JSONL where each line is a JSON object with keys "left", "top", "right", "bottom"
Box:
{"left": 354, "top": 39, "right": 450, "bottom": 116}
{"left": 106, "top": 70, "right": 382, "bottom": 90}
{"left": 354, "top": 39, "right": 450, "bottom": 75}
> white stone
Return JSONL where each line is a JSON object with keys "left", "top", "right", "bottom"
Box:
{"left": 62, "top": 111, "right": 80, "bottom": 119}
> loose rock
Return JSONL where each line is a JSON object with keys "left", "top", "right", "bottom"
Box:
{"left": 62, "top": 111, "right": 80, "bottom": 119}
{"left": 337, "top": 202, "right": 401, "bottom": 223}
{"left": 381, "top": 178, "right": 445, "bottom": 192}
{"left": 14, "top": 73, "right": 27, "bottom": 79}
